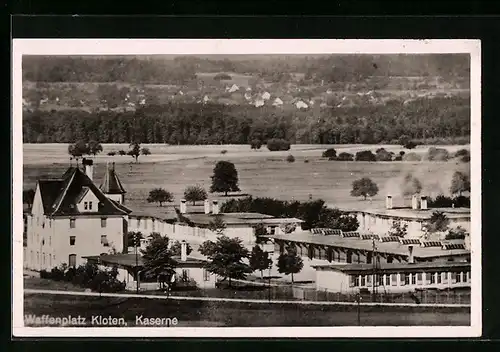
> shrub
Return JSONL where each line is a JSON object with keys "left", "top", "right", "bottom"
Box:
{"left": 50, "top": 266, "right": 66, "bottom": 281}
{"left": 428, "top": 195, "right": 470, "bottom": 208}
{"left": 107, "top": 151, "right": 116, "bottom": 156}
{"left": 64, "top": 267, "right": 77, "bottom": 282}
{"left": 221, "top": 149, "right": 228, "bottom": 154}
{"left": 355, "top": 150, "right": 376, "bottom": 162}
{"left": 399, "top": 151, "right": 406, "bottom": 156}
{"left": 118, "top": 150, "right": 127, "bottom": 156}
{"left": 336, "top": 152, "right": 354, "bottom": 161}
{"left": 304, "top": 159, "right": 309, "bottom": 163}
{"left": 250, "top": 139, "right": 262, "bottom": 150}
{"left": 404, "top": 141, "right": 418, "bottom": 149}
{"left": 286, "top": 154, "right": 295, "bottom": 163}
{"left": 460, "top": 155, "right": 471, "bottom": 163}
{"left": 426, "top": 147, "right": 450, "bottom": 161}
{"left": 454, "top": 149, "right": 470, "bottom": 158}
{"left": 394, "top": 156, "right": 402, "bottom": 161}
{"left": 40, "top": 270, "right": 50, "bottom": 279}
{"left": 322, "top": 148, "right": 337, "bottom": 158}
{"left": 375, "top": 148, "right": 393, "bottom": 161}
{"left": 267, "top": 138, "right": 291, "bottom": 151}
{"left": 141, "top": 147, "right": 151, "bottom": 155}
{"left": 402, "top": 152, "right": 422, "bottom": 161}
{"left": 445, "top": 226, "right": 468, "bottom": 240}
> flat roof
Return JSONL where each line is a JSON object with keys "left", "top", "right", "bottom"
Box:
{"left": 83, "top": 253, "right": 207, "bottom": 268}
{"left": 181, "top": 212, "right": 304, "bottom": 226}
{"left": 313, "top": 261, "right": 470, "bottom": 274}
{"left": 345, "top": 207, "right": 471, "bottom": 221}
{"left": 270, "top": 231, "right": 470, "bottom": 259}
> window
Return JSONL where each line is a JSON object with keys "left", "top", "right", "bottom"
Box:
{"left": 152, "top": 219, "right": 155, "bottom": 231}
{"left": 84, "top": 202, "right": 88, "bottom": 210}
{"left": 354, "top": 276, "right": 360, "bottom": 287}
{"left": 68, "top": 254, "right": 76, "bottom": 268}
{"left": 101, "top": 218, "right": 107, "bottom": 228}
{"left": 455, "top": 272, "right": 462, "bottom": 283}
{"left": 385, "top": 275, "right": 391, "bottom": 286}
{"left": 417, "top": 273, "right": 423, "bottom": 285}
{"left": 378, "top": 275, "right": 384, "bottom": 286}
{"left": 366, "top": 275, "right": 372, "bottom": 286}
{"left": 70, "top": 236, "right": 76, "bottom": 246}
{"left": 436, "top": 273, "right": 442, "bottom": 284}
{"left": 404, "top": 273, "right": 410, "bottom": 285}
{"left": 203, "top": 269, "right": 210, "bottom": 281}
{"left": 70, "top": 218, "right": 76, "bottom": 228}
{"left": 89, "top": 201, "right": 93, "bottom": 210}
{"left": 430, "top": 273, "right": 436, "bottom": 284}
{"left": 101, "top": 235, "right": 109, "bottom": 247}
{"left": 387, "top": 256, "right": 393, "bottom": 264}
{"left": 391, "top": 274, "right": 397, "bottom": 286}
{"left": 442, "top": 272, "right": 448, "bottom": 284}
{"left": 49, "top": 255, "right": 52, "bottom": 268}
{"left": 36, "top": 252, "right": 39, "bottom": 264}
{"left": 136, "top": 219, "right": 141, "bottom": 228}
{"left": 349, "top": 275, "right": 356, "bottom": 287}
{"left": 269, "top": 227, "right": 276, "bottom": 235}
{"left": 42, "top": 253, "right": 46, "bottom": 266}
{"left": 49, "top": 236, "right": 51, "bottom": 246}
{"left": 411, "top": 273, "right": 416, "bottom": 285}
{"left": 360, "top": 275, "right": 366, "bottom": 287}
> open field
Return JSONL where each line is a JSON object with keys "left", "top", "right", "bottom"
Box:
{"left": 22, "top": 144, "right": 470, "bottom": 213}
{"left": 24, "top": 292, "right": 470, "bottom": 327}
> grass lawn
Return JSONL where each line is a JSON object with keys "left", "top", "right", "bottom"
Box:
{"left": 23, "top": 292, "right": 470, "bottom": 327}
{"left": 22, "top": 144, "right": 470, "bottom": 213}
{"left": 24, "top": 277, "right": 87, "bottom": 292}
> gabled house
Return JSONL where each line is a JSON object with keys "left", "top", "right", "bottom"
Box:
{"left": 272, "top": 97, "right": 284, "bottom": 107}
{"left": 261, "top": 91, "right": 271, "bottom": 101}
{"left": 25, "top": 159, "right": 132, "bottom": 271}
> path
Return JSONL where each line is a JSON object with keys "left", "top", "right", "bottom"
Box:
{"left": 23, "top": 288, "right": 470, "bottom": 308}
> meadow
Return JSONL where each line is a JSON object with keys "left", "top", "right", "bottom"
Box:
{"left": 22, "top": 144, "right": 470, "bottom": 215}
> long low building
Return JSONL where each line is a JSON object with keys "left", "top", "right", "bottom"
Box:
{"left": 312, "top": 261, "right": 471, "bottom": 293}
{"left": 270, "top": 230, "right": 470, "bottom": 264}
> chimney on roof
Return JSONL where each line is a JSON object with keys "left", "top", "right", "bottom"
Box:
{"left": 386, "top": 195, "right": 393, "bottom": 210}
{"left": 411, "top": 194, "right": 419, "bottom": 210}
{"left": 82, "top": 158, "right": 94, "bottom": 182}
{"left": 420, "top": 195, "right": 428, "bottom": 210}
{"left": 204, "top": 199, "right": 211, "bottom": 214}
{"left": 181, "top": 240, "right": 187, "bottom": 262}
{"left": 464, "top": 233, "right": 471, "bottom": 251}
{"left": 408, "top": 245, "right": 415, "bottom": 264}
{"left": 180, "top": 199, "right": 187, "bottom": 214}
{"left": 212, "top": 200, "right": 219, "bottom": 215}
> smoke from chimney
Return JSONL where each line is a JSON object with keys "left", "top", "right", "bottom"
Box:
{"left": 82, "top": 158, "right": 94, "bottom": 181}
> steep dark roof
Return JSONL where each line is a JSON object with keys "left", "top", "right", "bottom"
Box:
{"left": 100, "top": 163, "right": 126, "bottom": 195}
{"left": 38, "top": 179, "right": 65, "bottom": 214}
{"left": 42, "top": 167, "right": 132, "bottom": 216}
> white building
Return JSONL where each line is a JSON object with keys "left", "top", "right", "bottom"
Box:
{"left": 254, "top": 98, "right": 265, "bottom": 107}
{"left": 261, "top": 91, "right": 271, "bottom": 101}
{"left": 24, "top": 159, "right": 132, "bottom": 271}
{"left": 295, "top": 100, "right": 308, "bottom": 109}
{"left": 228, "top": 84, "right": 239, "bottom": 93}
{"left": 272, "top": 97, "right": 283, "bottom": 107}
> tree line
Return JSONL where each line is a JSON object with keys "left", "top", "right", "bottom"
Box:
{"left": 23, "top": 97, "right": 470, "bottom": 144}
{"left": 23, "top": 54, "right": 469, "bottom": 85}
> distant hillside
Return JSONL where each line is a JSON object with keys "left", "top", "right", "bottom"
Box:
{"left": 22, "top": 54, "right": 470, "bottom": 84}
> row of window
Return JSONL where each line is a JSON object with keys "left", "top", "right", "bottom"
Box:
{"left": 30, "top": 250, "right": 55, "bottom": 268}
{"left": 69, "top": 235, "right": 109, "bottom": 246}
{"left": 349, "top": 271, "right": 471, "bottom": 288}
{"left": 179, "top": 269, "right": 211, "bottom": 282}
{"left": 70, "top": 218, "right": 108, "bottom": 228}
{"left": 83, "top": 201, "right": 94, "bottom": 211}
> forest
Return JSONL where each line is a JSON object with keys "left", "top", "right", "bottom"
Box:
{"left": 22, "top": 54, "right": 470, "bottom": 85}
{"left": 23, "top": 96, "right": 470, "bottom": 145}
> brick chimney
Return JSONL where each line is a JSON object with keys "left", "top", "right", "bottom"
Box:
{"left": 181, "top": 240, "right": 187, "bottom": 262}
{"left": 204, "top": 199, "right": 211, "bottom": 214}
{"left": 420, "top": 195, "right": 428, "bottom": 210}
{"left": 82, "top": 158, "right": 94, "bottom": 181}
{"left": 180, "top": 199, "right": 187, "bottom": 214}
{"left": 212, "top": 200, "right": 219, "bottom": 215}
{"left": 411, "top": 194, "right": 419, "bottom": 210}
{"left": 386, "top": 195, "right": 393, "bottom": 210}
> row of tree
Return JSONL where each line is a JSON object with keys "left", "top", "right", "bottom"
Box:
{"left": 23, "top": 97, "right": 470, "bottom": 144}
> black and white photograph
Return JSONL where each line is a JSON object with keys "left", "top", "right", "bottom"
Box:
{"left": 12, "top": 39, "right": 481, "bottom": 338}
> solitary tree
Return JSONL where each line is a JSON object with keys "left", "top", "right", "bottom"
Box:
{"left": 147, "top": 188, "right": 174, "bottom": 207}
{"left": 128, "top": 142, "right": 141, "bottom": 162}
{"left": 199, "top": 236, "right": 252, "bottom": 287}
{"left": 250, "top": 139, "right": 262, "bottom": 150}
{"left": 277, "top": 244, "right": 303, "bottom": 284}
{"left": 170, "top": 240, "right": 193, "bottom": 257}
{"left": 68, "top": 140, "right": 90, "bottom": 160}
{"left": 141, "top": 235, "right": 176, "bottom": 290}
{"left": 425, "top": 211, "right": 450, "bottom": 233}
{"left": 450, "top": 171, "right": 471, "bottom": 196}
{"left": 87, "top": 140, "right": 103, "bottom": 157}
{"left": 127, "top": 231, "right": 144, "bottom": 287}
{"left": 253, "top": 223, "right": 269, "bottom": 245}
{"left": 184, "top": 185, "right": 208, "bottom": 205}
{"left": 208, "top": 214, "right": 227, "bottom": 236}
{"left": 350, "top": 177, "right": 379, "bottom": 200}
{"left": 23, "top": 188, "right": 35, "bottom": 208}
{"left": 322, "top": 148, "right": 337, "bottom": 159}
{"left": 249, "top": 245, "right": 273, "bottom": 279}
{"left": 210, "top": 160, "right": 241, "bottom": 196}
